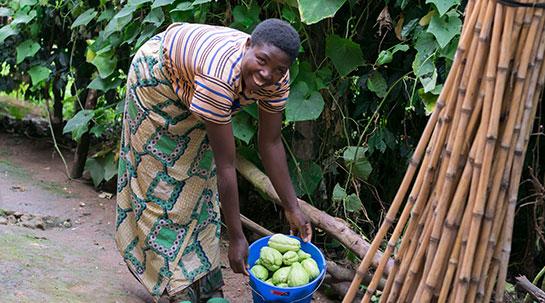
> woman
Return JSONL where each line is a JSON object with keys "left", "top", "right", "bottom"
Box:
{"left": 115, "top": 19, "right": 312, "bottom": 303}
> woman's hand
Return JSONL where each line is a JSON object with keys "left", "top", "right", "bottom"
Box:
{"left": 284, "top": 206, "right": 312, "bottom": 243}
{"left": 228, "top": 236, "right": 250, "bottom": 276}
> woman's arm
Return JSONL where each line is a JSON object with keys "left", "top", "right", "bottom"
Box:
{"left": 257, "top": 109, "right": 312, "bottom": 242}
{"left": 204, "top": 120, "right": 249, "bottom": 276}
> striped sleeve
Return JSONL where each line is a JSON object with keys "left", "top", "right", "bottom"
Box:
{"left": 190, "top": 73, "right": 236, "bottom": 124}
{"left": 256, "top": 72, "right": 290, "bottom": 113}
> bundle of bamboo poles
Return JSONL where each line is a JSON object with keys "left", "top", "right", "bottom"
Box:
{"left": 343, "top": 0, "right": 545, "bottom": 302}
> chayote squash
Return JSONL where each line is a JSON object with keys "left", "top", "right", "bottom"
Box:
{"left": 268, "top": 234, "right": 301, "bottom": 253}
{"left": 264, "top": 278, "right": 274, "bottom": 285}
{"left": 282, "top": 251, "right": 298, "bottom": 266}
{"left": 250, "top": 264, "right": 269, "bottom": 281}
{"left": 260, "top": 246, "right": 283, "bottom": 272}
{"left": 296, "top": 249, "right": 311, "bottom": 262}
{"left": 254, "top": 258, "right": 262, "bottom": 265}
{"left": 271, "top": 266, "right": 291, "bottom": 285}
{"left": 301, "top": 258, "right": 320, "bottom": 280}
{"left": 287, "top": 262, "right": 310, "bottom": 287}
{"left": 276, "top": 283, "right": 289, "bottom": 288}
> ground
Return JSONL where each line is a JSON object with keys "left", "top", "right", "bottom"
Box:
{"left": 0, "top": 130, "right": 334, "bottom": 303}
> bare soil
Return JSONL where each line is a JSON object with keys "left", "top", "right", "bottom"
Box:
{"left": 0, "top": 130, "right": 335, "bottom": 303}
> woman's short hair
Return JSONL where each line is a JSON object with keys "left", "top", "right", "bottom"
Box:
{"left": 250, "top": 19, "right": 300, "bottom": 63}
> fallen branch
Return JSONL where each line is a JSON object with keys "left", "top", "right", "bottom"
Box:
{"left": 235, "top": 153, "right": 393, "bottom": 276}
{"left": 516, "top": 275, "right": 545, "bottom": 303}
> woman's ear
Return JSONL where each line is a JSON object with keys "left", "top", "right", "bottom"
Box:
{"left": 245, "top": 38, "right": 251, "bottom": 48}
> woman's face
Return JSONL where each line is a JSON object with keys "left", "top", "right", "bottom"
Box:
{"left": 241, "top": 40, "right": 291, "bottom": 93}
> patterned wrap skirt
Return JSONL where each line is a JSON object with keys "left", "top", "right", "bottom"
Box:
{"left": 115, "top": 32, "right": 223, "bottom": 302}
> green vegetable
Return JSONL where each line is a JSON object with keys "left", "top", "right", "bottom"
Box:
{"left": 250, "top": 264, "right": 269, "bottom": 281}
{"left": 283, "top": 251, "right": 299, "bottom": 266}
{"left": 287, "top": 262, "right": 310, "bottom": 287}
{"left": 272, "top": 266, "right": 291, "bottom": 285}
{"left": 377, "top": 50, "right": 393, "bottom": 66}
{"left": 260, "top": 246, "right": 283, "bottom": 272}
{"left": 265, "top": 278, "right": 274, "bottom": 285}
{"left": 296, "top": 249, "right": 311, "bottom": 262}
{"left": 276, "top": 283, "right": 289, "bottom": 288}
{"left": 301, "top": 258, "right": 320, "bottom": 280}
{"left": 268, "top": 234, "right": 301, "bottom": 253}
{"left": 254, "top": 258, "right": 262, "bottom": 265}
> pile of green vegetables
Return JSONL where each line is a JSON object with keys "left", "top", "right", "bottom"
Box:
{"left": 250, "top": 234, "right": 321, "bottom": 288}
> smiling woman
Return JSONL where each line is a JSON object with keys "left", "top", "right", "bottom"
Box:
{"left": 115, "top": 19, "right": 312, "bottom": 303}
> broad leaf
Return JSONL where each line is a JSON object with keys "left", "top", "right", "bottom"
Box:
{"left": 288, "top": 160, "right": 323, "bottom": 196}
{"left": 127, "top": 0, "right": 152, "bottom": 6}
{"left": 286, "top": 82, "right": 324, "bottom": 122}
{"left": 232, "top": 5, "right": 260, "bottom": 27}
{"left": 19, "top": 0, "right": 38, "bottom": 7}
{"left": 115, "top": 5, "right": 138, "bottom": 18}
{"left": 27, "top": 66, "right": 51, "bottom": 86}
{"left": 97, "top": 8, "right": 115, "bottom": 22}
{"left": 87, "top": 74, "right": 123, "bottom": 92}
{"left": 151, "top": 0, "right": 176, "bottom": 8}
{"left": 71, "top": 9, "right": 97, "bottom": 29}
{"left": 427, "top": 13, "right": 462, "bottom": 48}
{"left": 100, "top": 152, "right": 118, "bottom": 181}
{"left": 332, "top": 183, "right": 347, "bottom": 202}
{"left": 63, "top": 110, "right": 95, "bottom": 134}
{"left": 298, "top": 0, "right": 347, "bottom": 25}
{"left": 16, "top": 40, "right": 40, "bottom": 64}
{"left": 366, "top": 71, "right": 388, "bottom": 98}
{"left": 90, "top": 124, "right": 107, "bottom": 138}
{"left": 344, "top": 194, "right": 363, "bottom": 212}
{"left": 401, "top": 18, "right": 419, "bottom": 39}
{"left": 91, "top": 52, "right": 118, "bottom": 78}
{"left": 171, "top": 2, "right": 194, "bottom": 12}
{"left": 343, "top": 146, "right": 372, "bottom": 180}
{"left": 325, "top": 34, "right": 364, "bottom": 76}
{"left": 0, "top": 8, "right": 10, "bottom": 17}
{"left": 426, "top": 0, "right": 460, "bottom": 16}
{"left": 0, "top": 25, "right": 18, "bottom": 42}
{"left": 144, "top": 7, "right": 164, "bottom": 27}
{"left": 134, "top": 24, "right": 157, "bottom": 50}
{"left": 85, "top": 158, "right": 104, "bottom": 187}
{"left": 11, "top": 9, "right": 36, "bottom": 25}
{"left": 193, "top": 0, "right": 213, "bottom": 4}
{"left": 103, "top": 14, "right": 133, "bottom": 39}
{"left": 243, "top": 102, "right": 258, "bottom": 119}
{"left": 414, "top": 56, "right": 437, "bottom": 92}
{"left": 232, "top": 111, "right": 256, "bottom": 144}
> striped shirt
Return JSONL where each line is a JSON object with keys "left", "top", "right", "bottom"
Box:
{"left": 162, "top": 23, "right": 290, "bottom": 124}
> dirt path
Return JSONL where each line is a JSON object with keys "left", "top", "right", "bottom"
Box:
{"left": 0, "top": 132, "right": 334, "bottom": 303}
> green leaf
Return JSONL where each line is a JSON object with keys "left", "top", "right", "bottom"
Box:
{"left": 414, "top": 57, "right": 437, "bottom": 92}
{"left": 63, "top": 110, "right": 95, "bottom": 134}
{"left": 426, "top": 0, "right": 460, "bottom": 16}
{"left": 232, "top": 5, "right": 260, "bottom": 27}
{"left": 294, "top": 61, "right": 317, "bottom": 90}
{"left": 16, "top": 40, "right": 40, "bottom": 64}
{"left": 344, "top": 194, "right": 363, "bottom": 212}
{"left": 144, "top": 7, "right": 164, "bottom": 27}
{"left": 171, "top": 1, "right": 194, "bottom": 12}
{"left": 232, "top": 111, "right": 256, "bottom": 144}
{"left": 85, "top": 158, "right": 104, "bottom": 188}
{"left": 97, "top": 8, "right": 115, "bottom": 22}
{"left": 101, "top": 152, "right": 118, "bottom": 181}
{"left": 0, "top": 25, "right": 18, "bottom": 42}
{"left": 427, "top": 13, "right": 462, "bottom": 48}
{"left": 0, "top": 8, "right": 10, "bottom": 17}
{"left": 391, "top": 44, "right": 410, "bottom": 55}
{"left": 401, "top": 18, "right": 419, "bottom": 39}
{"left": 127, "top": 0, "right": 152, "bottom": 6}
{"left": 243, "top": 102, "right": 258, "bottom": 119}
{"left": 415, "top": 32, "right": 438, "bottom": 58}
{"left": 151, "top": 0, "right": 176, "bottom": 8}
{"left": 27, "top": 66, "right": 51, "bottom": 86}
{"left": 325, "top": 34, "right": 364, "bottom": 76}
{"left": 332, "top": 183, "right": 347, "bottom": 202}
{"left": 115, "top": 5, "right": 138, "bottom": 18}
{"left": 20, "top": 0, "right": 38, "bottom": 7}
{"left": 286, "top": 82, "right": 324, "bottom": 122}
{"left": 282, "top": 7, "right": 298, "bottom": 22}
{"left": 289, "top": 160, "right": 323, "bottom": 196}
{"left": 71, "top": 9, "right": 97, "bottom": 29}
{"left": 343, "top": 146, "right": 372, "bottom": 180}
{"left": 11, "top": 9, "right": 36, "bottom": 25}
{"left": 123, "top": 22, "right": 141, "bottom": 45}
{"left": 418, "top": 88, "right": 438, "bottom": 114}
{"left": 91, "top": 52, "right": 118, "bottom": 78}
{"left": 298, "top": 0, "right": 347, "bottom": 25}
{"left": 103, "top": 13, "right": 133, "bottom": 39}
{"left": 134, "top": 24, "right": 157, "bottom": 50}
{"left": 366, "top": 71, "right": 388, "bottom": 98}
{"left": 87, "top": 74, "right": 123, "bottom": 92}
{"left": 193, "top": 0, "right": 213, "bottom": 4}
{"left": 90, "top": 124, "right": 107, "bottom": 138}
